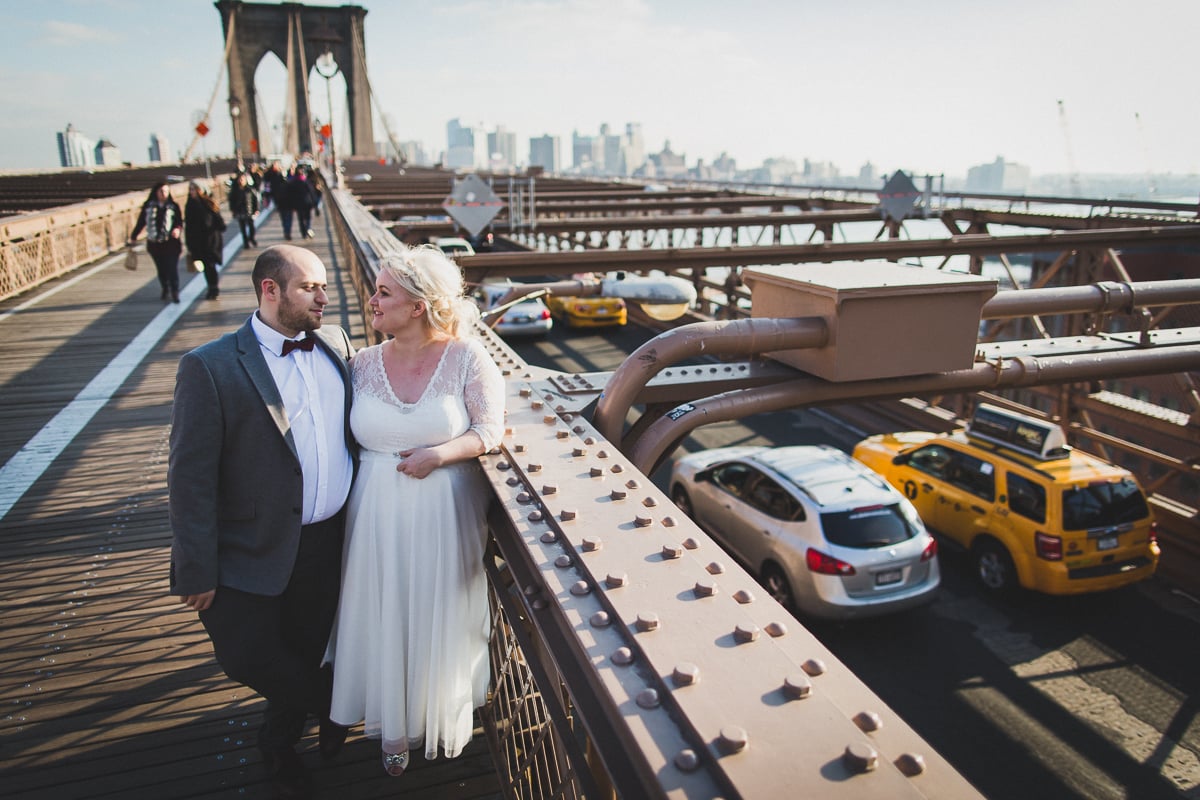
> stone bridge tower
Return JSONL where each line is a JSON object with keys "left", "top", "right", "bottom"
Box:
{"left": 215, "top": 0, "right": 374, "bottom": 159}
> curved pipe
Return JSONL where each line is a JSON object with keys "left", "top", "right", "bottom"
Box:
{"left": 628, "top": 344, "right": 1200, "bottom": 475}
{"left": 592, "top": 317, "right": 829, "bottom": 445}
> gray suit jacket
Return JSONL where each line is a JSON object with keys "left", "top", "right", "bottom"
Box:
{"left": 167, "top": 317, "right": 355, "bottom": 597}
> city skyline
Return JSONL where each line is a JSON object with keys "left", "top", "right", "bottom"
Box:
{"left": 3, "top": 1, "right": 1199, "bottom": 183}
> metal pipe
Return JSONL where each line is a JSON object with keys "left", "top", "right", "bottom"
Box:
{"left": 628, "top": 343, "right": 1200, "bottom": 475}
{"left": 982, "top": 279, "right": 1200, "bottom": 319}
{"left": 592, "top": 317, "right": 829, "bottom": 445}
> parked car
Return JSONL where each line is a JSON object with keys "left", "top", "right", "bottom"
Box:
{"left": 434, "top": 236, "right": 476, "bottom": 259}
{"left": 669, "top": 445, "right": 940, "bottom": 620}
{"left": 477, "top": 280, "right": 552, "bottom": 338}
{"left": 852, "top": 403, "right": 1159, "bottom": 596}
{"left": 545, "top": 294, "right": 627, "bottom": 328}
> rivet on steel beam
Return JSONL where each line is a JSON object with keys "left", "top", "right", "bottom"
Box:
{"left": 501, "top": 369, "right": 511, "bottom": 376}
{"left": 605, "top": 572, "right": 628, "bottom": 588}
{"left": 584, "top": 436, "right": 596, "bottom": 445}
{"left": 843, "top": 742, "right": 878, "bottom": 774}
{"left": 505, "top": 476, "right": 520, "bottom": 487}
{"left": 894, "top": 753, "right": 926, "bottom": 777}
{"left": 783, "top": 672, "right": 812, "bottom": 700}
{"left": 718, "top": 726, "right": 748, "bottom": 755}
{"left": 661, "top": 516, "right": 677, "bottom": 527}
{"left": 634, "top": 515, "right": 654, "bottom": 528}
{"left": 539, "top": 531, "right": 556, "bottom": 543}
{"left": 543, "top": 415, "right": 557, "bottom": 425}
{"left": 504, "top": 426, "right": 515, "bottom": 437}
{"left": 572, "top": 447, "right": 587, "bottom": 457}
{"left": 610, "top": 489, "right": 627, "bottom": 501}
{"left": 544, "top": 394, "right": 555, "bottom": 402}
{"left": 693, "top": 581, "right": 717, "bottom": 598}
{"left": 733, "top": 589, "right": 755, "bottom": 604}
{"left": 573, "top": 425, "right": 586, "bottom": 434}
{"left": 554, "top": 555, "right": 573, "bottom": 568}
{"left": 611, "top": 464, "right": 624, "bottom": 473}
{"left": 514, "top": 443, "right": 526, "bottom": 453}
{"left": 734, "top": 623, "right": 760, "bottom": 643}
{"left": 635, "top": 613, "right": 659, "bottom": 632}
{"left": 582, "top": 537, "right": 602, "bottom": 552}
{"left": 661, "top": 544, "right": 683, "bottom": 560}
{"left": 642, "top": 496, "right": 658, "bottom": 508}
{"left": 597, "top": 449, "right": 610, "bottom": 459}
{"left": 570, "top": 581, "right": 591, "bottom": 596}
{"left": 542, "top": 484, "right": 557, "bottom": 495}
{"left": 674, "top": 749, "right": 701, "bottom": 772}
{"left": 529, "top": 510, "right": 544, "bottom": 522}
{"left": 531, "top": 400, "right": 543, "bottom": 410}
{"left": 556, "top": 429, "right": 569, "bottom": 439}
{"left": 612, "top": 646, "right": 634, "bottom": 665}
{"left": 555, "top": 405, "right": 566, "bottom": 414}
{"left": 516, "top": 492, "right": 532, "bottom": 504}
{"left": 531, "top": 598, "right": 547, "bottom": 610}
{"left": 625, "top": 479, "right": 641, "bottom": 489}
{"left": 706, "top": 562, "right": 725, "bottom": 575}
{"left": 562, "top": 412, "right": 573, "bottom": 421}
{"left": 560, "top": 509, "right": 577, "bottom": 522}
{"left": 672, "top": 662, "right": 700, "bottom": 686}
{"left": 590, "top": 611, "right": 611, "bottom": 627}
{"left": 519, "top": 388, "right": 531, "bottom": 397}
{"left": 853, "top": 711, "right": 883, "bottom": 733}
{"left": 527, "top": 463, "right": 542, "bottom": 472}
{"left": 590, "top": 466, "right": 605, "bottom": 478}
{"left": 636, "top": 689, "right": 660, "bottom": 709}
{"left": 497, "top": 461, "right": 511, "bottom": 471}
{"left": 801, "top": 658, "right": 826, "bottom": 676}
{"left": 683, "top": 538, "right": 700, "bottom": 550}
{"left": 765, "top": 621, "right": 788, "bottom": 638}
{"left": 523, "top": 585, "right": 539, "bottom": 598}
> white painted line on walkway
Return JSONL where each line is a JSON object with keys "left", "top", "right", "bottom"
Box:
{"left": 0, "top": 252, "right": 128, "bottom": 324}
{"left": 0, "top": 228, "right": 250, "bottom": 523}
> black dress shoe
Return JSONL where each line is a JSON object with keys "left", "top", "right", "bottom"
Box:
{"left": 261, "top": 747, "right": 312, "bottom": 799}
{"left": 318, "top": 717, "right": 349, "bottom": 759}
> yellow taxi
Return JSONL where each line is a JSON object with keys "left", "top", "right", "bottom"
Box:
{"left": 545, "top": 294, "right": 627, "bottom": 328}
{"left": 852, "top": 404, "right": 1159, "bottom": 595}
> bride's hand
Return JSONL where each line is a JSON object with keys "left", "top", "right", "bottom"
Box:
{"left": 395, "top": 447, "right": 439, "bottom": 479}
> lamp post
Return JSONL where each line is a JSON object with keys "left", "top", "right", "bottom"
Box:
{"left": 229, "top": 97, "right": 243, "bottom": 170}
{"left": 313, "top": 51, "right": 341, "bottom": 188}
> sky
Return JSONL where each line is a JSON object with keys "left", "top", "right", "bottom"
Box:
{"left": 1, "top": 0, "right": 1198, "bottom": 180}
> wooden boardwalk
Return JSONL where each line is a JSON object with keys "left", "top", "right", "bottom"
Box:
{"left": 0, "top": 212, "right": 502, "bottom": 799}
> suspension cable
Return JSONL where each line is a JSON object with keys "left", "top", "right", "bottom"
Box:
{"left": 181, "top": 8, "right": 237, "bottom": 162}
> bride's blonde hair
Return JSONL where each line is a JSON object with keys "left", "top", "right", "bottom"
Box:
{"left": 378, "top": 245, "right": 480, "bottom": 339}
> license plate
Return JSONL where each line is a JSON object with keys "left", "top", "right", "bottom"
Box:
{"left": 875, "top": 569, "right": 903, "bottom": 586}
{"left": 1097, "top": 535, "right": 1119, "bottom": 551}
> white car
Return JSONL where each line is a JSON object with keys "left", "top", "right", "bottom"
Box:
{"left": 434, "top": 236, "right": 476, "bottom": 259}
{"left": 477, "top": 280, "right": 552, "bottom": 338}
{"left": 669, "top": 445, "right": 940, "bottom": 620}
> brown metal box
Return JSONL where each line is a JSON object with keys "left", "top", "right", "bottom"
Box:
{"left": 744, "top": 261, "right": 997, "bottom": 382}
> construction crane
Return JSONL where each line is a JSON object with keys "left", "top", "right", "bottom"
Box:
{"left": 1135, "top": 112, "right": 1158, "bottom": 196}
{"left": 1057, "top": 100, "right": 1082, "bottom": 196}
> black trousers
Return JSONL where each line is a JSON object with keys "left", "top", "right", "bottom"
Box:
{"left": 235, "top": 215, "right": 256, "bottom": 246}
{"left": 199, "top": 512, "right": 344, "bottom": 752}
{"left": 147, "top": 244, "right": 180, "bottom": 292}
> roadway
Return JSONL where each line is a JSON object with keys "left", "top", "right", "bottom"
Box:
{"left": 507, "top": 319, "right": 1200, "bottom": 800}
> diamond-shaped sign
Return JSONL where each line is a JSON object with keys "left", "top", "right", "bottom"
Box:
{"left": 878, "top": 170, "right": 919, "bottom": 222}
{"left": 442, "top": 174, "right": 505, "bottom": 238}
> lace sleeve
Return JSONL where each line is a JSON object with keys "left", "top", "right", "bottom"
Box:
{"left": 460, "top": 338, "right": 506, "bottom": 451}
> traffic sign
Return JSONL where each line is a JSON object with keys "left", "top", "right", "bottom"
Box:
{"left": 442, "top": 174, "right": 505, "bottom": 238}
{"left": 879, "top": 170, "right": 919, "bottom": 222}
{"left": 195, "top": 121, "right": 210, "bottom": 137}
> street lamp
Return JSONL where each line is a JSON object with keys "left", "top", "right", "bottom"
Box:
{"left": 229, "top": 97, "right": 242, "bottom": 170}
{"left": 313, "top": 51, "right": 341, "bottom": 188}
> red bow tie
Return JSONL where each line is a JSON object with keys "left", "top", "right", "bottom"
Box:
{"left": 281, "top": 337, "right": 316, "bottom": 355}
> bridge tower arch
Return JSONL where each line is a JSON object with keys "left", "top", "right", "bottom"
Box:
{"left": 215, "top": 0, "right": 374, "bottom": 160}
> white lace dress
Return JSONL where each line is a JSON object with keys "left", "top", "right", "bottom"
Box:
{"left": 326, "top": 337, "right": 504, "bottom": 759}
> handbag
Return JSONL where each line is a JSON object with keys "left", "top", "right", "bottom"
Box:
{"left": 123, "top": 247, "right": 138, "bottom": 271}
{"left": 188, "top": 254, "right": 206, "bottom": 273}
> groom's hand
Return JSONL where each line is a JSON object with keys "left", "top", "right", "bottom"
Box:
{"left": 181, "top": 590, "right": 216, "bottom": 612}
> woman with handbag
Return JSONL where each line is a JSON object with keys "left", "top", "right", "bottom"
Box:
{"left": 184, "top": 180, "right": 228, "bottom": 300}
{"left": 127, "top": 180, "right": 184, "bottom": 302}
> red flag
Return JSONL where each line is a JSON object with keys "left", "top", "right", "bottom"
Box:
{"left": 195, "top": 121, "right": 210, "bottom": 137}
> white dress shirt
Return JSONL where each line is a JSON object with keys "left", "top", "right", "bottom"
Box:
{"left": 251, "top": 313, "right": 353, "bottom": 525}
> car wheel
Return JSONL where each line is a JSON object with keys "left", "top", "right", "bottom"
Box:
{"left": 671, "top": 486, "right": 694, "bottom": 518}
{"left": 973, "top": 540, "right": 1016, "bottom": 594}
{"left": 760, "top": 563, "right": 796, "bottom": 612}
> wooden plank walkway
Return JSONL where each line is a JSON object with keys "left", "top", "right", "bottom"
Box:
{"left": 0, "top": 211, "right": 503, "bottom": 799}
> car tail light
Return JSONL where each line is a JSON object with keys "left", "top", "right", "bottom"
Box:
{"left": 1035, "top": 531, "right": 1063, "bottom": 561}
{"left": 538, "top": 308, "right": 551, "bottom": 320}
{"left": 921, "top": 538, "right": 938, "bottom": 562}
{"left": 1149, "top": 521, "right": 1158, "bottom": 544}
{"left": 806, "top": 547, "right": 856, "bottom": 576}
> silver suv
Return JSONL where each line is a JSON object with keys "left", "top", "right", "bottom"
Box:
{"left": 669, "top": 445, "right": 940, "bottom": 620}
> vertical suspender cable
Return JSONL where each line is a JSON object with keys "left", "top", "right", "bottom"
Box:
{"left": 181, "top": 10, "right": 237, "bottom": 162}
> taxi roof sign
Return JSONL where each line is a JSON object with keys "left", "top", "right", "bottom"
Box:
{"left": 442, "top": 174, "right": 505, "bottom": 238}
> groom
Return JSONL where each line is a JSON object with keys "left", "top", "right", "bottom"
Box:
{"left": 168, "top": 244, "right": 355, "bottom": 798}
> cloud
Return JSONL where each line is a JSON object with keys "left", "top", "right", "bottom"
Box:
{"left": 41, "top": 20, "right": 119, "bottom": 47}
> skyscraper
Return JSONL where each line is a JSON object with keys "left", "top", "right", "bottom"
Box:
{"left": 149, "top": 133, "right": 171, "bottom": 163}
{"left": 529, "top": 134, "right": 560, "bottom": 173}
{"left": 487, "top": 126, "right": 518, "bottom": 170}
{"left": 57, "top": 123, "right": 96, "bottom": 168}
{"left": 95, "top": 139, "right": 122, "bottom": 166}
